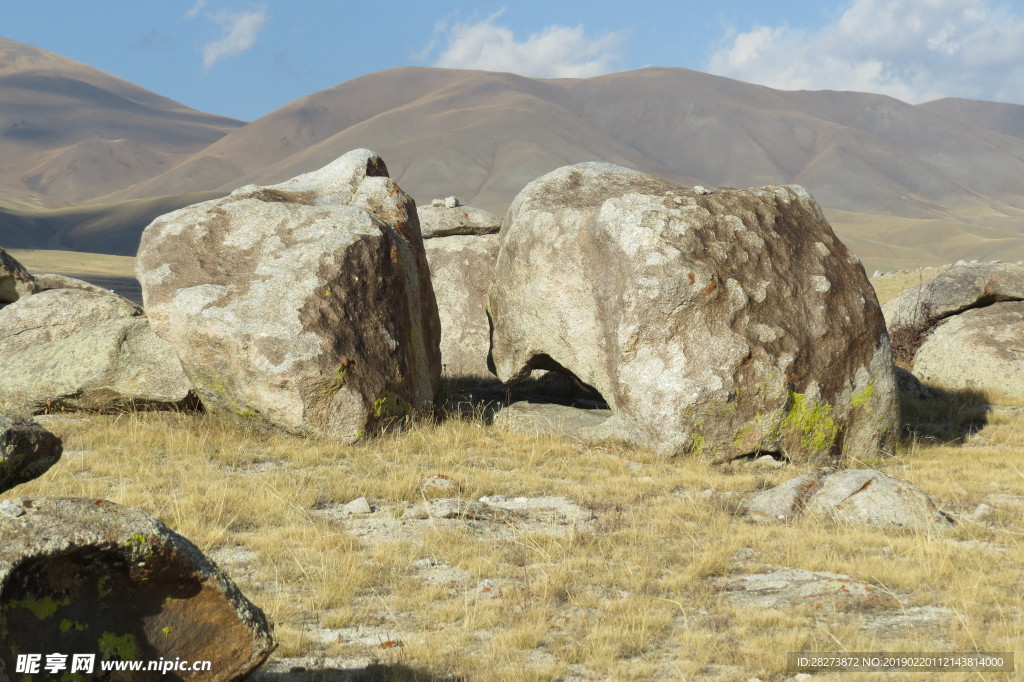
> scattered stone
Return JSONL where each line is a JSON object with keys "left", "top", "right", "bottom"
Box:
{"left": 479, "top": 495, "right": 595, "bottom": 524}
{"left": 491, "top": 402, "right": 614, "bottom": 441}
{"left": 32, "top": 273, "right": 116, "bottom": 297}
{"left": 420, "top": 474, "right": 460, "bottom": 498}
{"left": 0, "top": 500, "right": 25, "bottom": 518}
{"left": 489, "top": 162, "right": 897, "bottom": 462}
{"left": 424, "top": 233, "right": 499, "bottom": 377}
{"left": 136, "top": 149, "right": 441, "bottom": 442}
{"left": 745, "top": 468, "right": 952, "bottom": 530}
{"left": 444, "top": 196, "right": 459, "bottom": 208}
{"left": 0, "top": 289, "right": 195, "bottom": 414}
{"left": 714, "top": 566, "right": 899, "bottom": 612}
{"left": 404, "top": 498, "right": 524, "bottom": 522}
{"left": 966, "top": 503, "right": 996, "bottom": 523}
{"left": 0, "top": 247, "right": 37, "bottom": 305}
{"left": 693, "top": 185, "right": 713, "bottom": 195}
{"left": 419, "top": 204, "right": 501, "bottom": 238}
{"left": 882, "top": 262, "right": 1024, "bottom": 334}
{"left": 0, "top": 412, "right": 63, "bottom": 493}
{"left": 468, "top": 578, "right": 506, "bottom": 600}
{"left": 0, "top": 497, "right": 275, "bottom": 678}
{"left": 746, "top": 454, "right": 788, "bottom": 469}
{"left": 912, "top": 302, "right": 1024, "bottom": 401}
{"left": 342, "top": 496, "right": 374, "bottom": 515}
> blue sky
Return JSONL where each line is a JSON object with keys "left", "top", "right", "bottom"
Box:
{"left": 4, "top": 1, "right": 1024, "bottom": 121}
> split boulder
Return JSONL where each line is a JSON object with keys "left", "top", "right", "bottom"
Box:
{"left": 488, "top": 163, "right": 898, "bottom": 462}
{"left": 0, "top": 289, "right": 194, "bottom": 413}
{"left": 135, "top": 149, "right": 441, "bottom": 441}
{"left": 0, "top": 497, "right": 275, "bottom": 679}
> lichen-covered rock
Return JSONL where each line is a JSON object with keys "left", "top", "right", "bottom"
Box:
{"left": 0, "top": 497, "right": 275, "bottom": 680}
{"left": 912, "top": 302, "right": 1024, "bottom": 401}
{"left": 33, "top": 272, "right": 119, "bottom": 297}
{"left": 135, "top": 149, "right": 441, "bottom": 441}
{"left": 488, "top": 163, "right": 898, "bottom": 462}
{"left": 745, "top": 468, "right": 952, "bottom": 530}
{"left": 425, "top": 234, "right": 499, "bottom": 377}
{"left": 882, "top": 262, "right": 1024, "bottom": 334}
{"left": 419, "top": 204, "right": 501, "bottom": 238}
{"left": 0, "top": 413, "right": 62, "bottom": 493}
{"left": 0, "top": 289, "right": 194, "bottom": 413}
{"left": 0, "top": 247, "right": 37, "bottom": 304}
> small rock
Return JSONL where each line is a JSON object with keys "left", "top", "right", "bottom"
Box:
{"left": 967, "top": 503, "right": 995, "bottom": 522}
{"left": 747, "top": 454, "right": 787, "bottom": 469}
{"left": 342, "top": 496, "right": 373, "bottom": 515}
{"left": 0, "top": 499, "right": 25, "bottom": 518}
{"left": 444, "top": 196, "right": 459, "bottom": 208}
{"left": 432, "top": 198, "right": 445, "bottom": 207}
{"left": 420, "top": 473, "right": 461, "bottom": 498}
{"left": 871, "top": 270, "right": 881, "bottom": 277}
{"left": 693, "top": 185, "right": 713, "bottom": 195}
{"left": 468, "top": 579, "right": 504, "bottom": 599}
{"left": 1, "top": 412, "right": 63, "bottom": 493}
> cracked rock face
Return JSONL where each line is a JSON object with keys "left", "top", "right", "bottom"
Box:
{"left": 0, "top": 497, "right": 275, "bottom": 681}
{"left": 488, "top": 162, "right": 898, "bottom": 462}
{"left": 0, "top": 413, "right": 62, "bottom": 494}
{"left": 0, "top": 247, "right": 37, "bottom": 306}
{"left": 0, "top": 289, "right": 194, "bottom": 414}
{"left": 418, "top": 205, "right": 501, "bottom": 239}
{"left": 136, "top": 149, "right": 442, "bottom": 442}
{"left": 745, "top": 468, "right": 952, "bottom": 530}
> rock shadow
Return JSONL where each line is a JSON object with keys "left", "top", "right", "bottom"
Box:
{"left": 897, "top": 373, "right": 989, "bottom": 444}
{"left": 254, "top": 662, "right": 462, "bottom": 682}
{"left": 436, "top": 370, "right": 607, "bottom": 426}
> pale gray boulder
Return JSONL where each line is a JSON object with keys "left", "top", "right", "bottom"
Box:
{"left": 0, "top": 289, "right": 194, "bottom": 413}
{"left": 419, "top": 204, "right": 501, "bottom": 238}
{"left": 0, "top": 413, "right": 62, "bottom": 493}
{"left": 489, "top": 163, "right": 898, "bottom": 462}
{"left": 425, "top": 234, "right": 499, "bottom": 377}
{"left": 136, "top": 149, "right": 441, "bottom": 441}
{"left": 882, "top": 262, "right": 1024, "bottom": 334}
{"left": 912, "top": 302, "right": 1024, "bottom": 401}
{"left": 0, "top": 497, "right": 275, "bottom": 679}
{"left": 0, "top": 247, "right": 37, "bottom": 304}
{"left": 745, "top": 468, "right": 952, "bottom": 530}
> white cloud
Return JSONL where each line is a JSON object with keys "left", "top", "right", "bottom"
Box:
{"left": 201, "top": 6, "right": 268, "bottom": 69}
{"left": 185, "top": 0, "right": 207, "bottom": 20}
{"left": 423, "top": 10, "right": 625, "bottom": 78}
{"left": 706, "top": 0, "right": 1024, "bottom": 104}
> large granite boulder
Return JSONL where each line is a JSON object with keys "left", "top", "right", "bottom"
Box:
{"left": 0, "top": 413, "right": 62, "bottom": 493}
{"left": 883, "top": 262, "right": 1024, "bottom": 334}
{"left": 425, "top": 234, "right": 499, "bottom": 377}
{"left": 0, "top": 247, "right": 37, "bottom": 305}
{"left": 912, "top": 302, "right": 1024, "bottom": 400}
{"left": 136, "top": 149, "right": 441, "bottom": 441}
{"left": 419, "top": 204, "right": 501, "bottom": 238}
{"left": 488, "top": 163, "right": 898, "bottom": 462}
{"left": 0, "top": 289, "right": 195, "bottom": 413}
{"left": 0, "top": 497, "right": 275, "bottom": 680}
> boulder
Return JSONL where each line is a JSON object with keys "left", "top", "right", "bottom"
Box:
{"left": 912, "top": 302, "right": 1024, "bottom": 401}
{"left": 0, "top": 289, "right": 194, "bottom": 413}
{"left": 419, "top": 205, "right": 501, "bottom": 238}
{"left": 882, "top": 262, "right": 1024, "bottom": 334}
{"left": 745, "top": 468, "right": 952, "bottom": 530}
{"left": 0, "top": 413, "right": 62, "bottom": 493}
{"left": 488, "top": 163, "right": 898, "bottom": 462}
{"left": 0, "top": 247, "right": 37, "bottom": 304}
{"left": 0, "top": 497, "right": 275, "bottom": 679}
{"left": 425, "top": 234, "right": 499, "bottom": 377}
{"left": 33, "top": 272, "right": 118, "bottom": 297}
{"left": 135, "top": 149, "right": 441, "bottom": 441}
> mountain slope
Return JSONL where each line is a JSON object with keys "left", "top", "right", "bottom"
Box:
{"left": 0, "top": 38, "right": 243, "bottom": 207}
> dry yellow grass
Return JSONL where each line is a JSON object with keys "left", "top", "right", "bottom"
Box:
{"left": 9, "top": 386, "right": 1022, "bottom": 681}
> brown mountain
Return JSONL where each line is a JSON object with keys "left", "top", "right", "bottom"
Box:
{"left": 2, "top": 40, "right": 1024, "bottom": 270}
{"left": 0, "top": 38, "right": 243, "bottom": 209}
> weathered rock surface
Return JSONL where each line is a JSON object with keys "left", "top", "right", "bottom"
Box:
{"left": 0, "top": 497, "right": 275, "bottom": 679}
{"left": 425, "top": 234, "right": 499, "bottom": 377}
{"left": 882, "top": 262, "right": 1024, "bottom": 334}
{"left": 136, "top": 149, "right": 441, "bottom": 441}
{"left": 419, "top": 204, "right": 501, "bottom": 238}
{"left": 912, "top": 302, "right": 1024, "bottom": 401}
{"left": 0, "top": 289, "right": 194, "bottom": 413}
{"left": 489, "top": 163, "right": 898, "bottom": 462}
{"left": 0, "top": 413, "right": 62, "bottom": 493}
{"left": 745, "top": 468, "right": 952, "bottom": 529}
{"left": 714, "top": 566, "right": 899, "bottom": 612}
{"left": 0, "top": 247, "right": 37, "bottom": 304}
{"left": 33, "top": 272, "right": 118, "bottom": 297}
